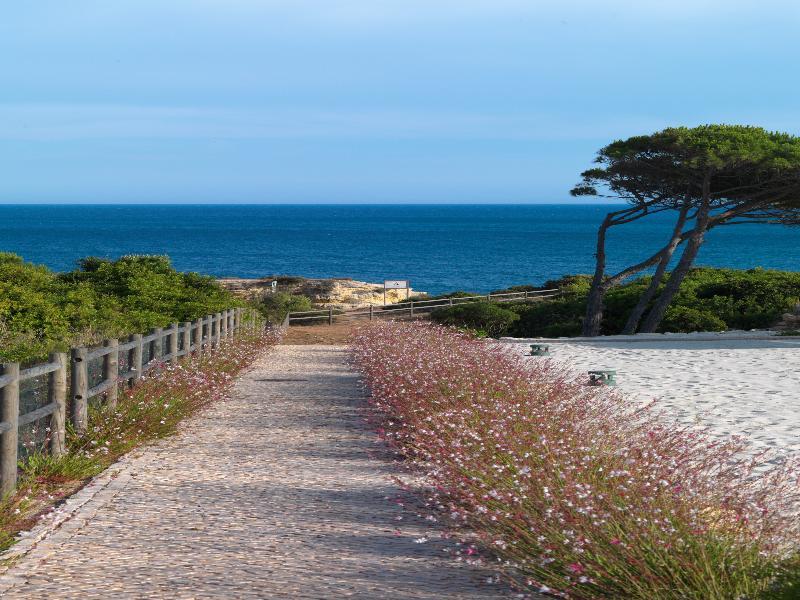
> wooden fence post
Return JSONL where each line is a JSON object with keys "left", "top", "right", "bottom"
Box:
{"left": 169, "top": 323, "right": 179, "bottom": 364}
{"left": 328, "top": 308, "right": 333, "bottom": 326}
{"left": 49, "top": 352, "right": 68, "bottom": 457}
{"left": 410, "top": 301, "right": 414, "bottom": 317}
{"left": 182, "top": 322, "right": 192, "bottom": 360}
{"left": 70, "top": 347, "right": 88, "bottom": 435}
{"left": 194, "top": 318, "right": 204, "bottom": 357}
{"left": 131, "top": 333, "right": 143, "bottom": 386}
{"left": 103, "top": 338, "right": 119, "bottom": 410}
{"left": 369, "top": 305, "right": 373, "bottom": 321}
{"left": 220, "top": 310, "right": 228, "bottom": 340}
{"left": 449, "top": 298, "right": 454, "bottom": 306}
{"left": 0, "top": 362, "right": 20, "bottom": 496}
{"left": 151, "top": 327, "right": 163, "bottom": 363}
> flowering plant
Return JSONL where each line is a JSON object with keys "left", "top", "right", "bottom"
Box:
{"left": 351, "top": 321, "right": 800, "bottom": 598}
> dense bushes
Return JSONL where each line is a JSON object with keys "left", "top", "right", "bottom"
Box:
{"left": 429, "top": 302, "right": 519, "bottom": 336}
{"left": 352, "top": 322, "right": 800, "bottom": 598}
{"left": 255, "top": 291, "right": 313, "bottom": 324}
{"left": 431, "top": 268, "right": 800, "bottom": 338}
{"left": 0, "top": 253, "right": 240, "bottom": 363}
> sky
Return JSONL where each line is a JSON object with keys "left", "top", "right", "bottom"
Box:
{"left": 2, "top": 1, "right": 800, "bottom": 204}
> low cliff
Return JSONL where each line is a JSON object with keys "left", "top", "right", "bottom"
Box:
{"left": 218, "top": 276, "right": 425, "bottom": 308}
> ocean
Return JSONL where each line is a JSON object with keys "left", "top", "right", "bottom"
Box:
{"left": 1, "top": 204, "right": 798, "bottom": 295}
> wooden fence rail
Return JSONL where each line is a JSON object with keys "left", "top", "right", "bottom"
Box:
{"left": 0, "top": 307, "right": 261, "bottom": 496}
{"left": 287, "top": 288, "right": 561, "bottom": 325}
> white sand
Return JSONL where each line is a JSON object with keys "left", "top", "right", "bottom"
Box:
{"left": 503, "top": 333, "right": 800, "bottom": 461}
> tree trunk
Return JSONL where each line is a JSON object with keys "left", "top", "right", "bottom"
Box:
{"left": 639, "top": 185, "right": 712, "bottom": 333}
{"left": 621, "top": 203, "right": 690, "bottom": 334}
{"left": 582, "top": 214, "right": 613, "bottom": 336}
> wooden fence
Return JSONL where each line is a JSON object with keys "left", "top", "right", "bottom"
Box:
{"left": 287, "top": 288, "right": 560, "bottom": 326}
{"left": 0, "top": 307, "right": 260, "bottom": 496}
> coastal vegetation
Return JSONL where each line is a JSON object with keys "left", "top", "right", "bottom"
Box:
{"left": 255, "top": 291, "right": 313, "bottom": 324}
{"left": 352, "top": 321, "right": 800, "bottom": 598}
{"left": 0, "top": 253, "right": 239, "bottom": 363}
{"left": 429, "top": 267, "right": 800, "bottom": 338}
{"left": 571, "top": 125, "right": 800, "bottom": 336}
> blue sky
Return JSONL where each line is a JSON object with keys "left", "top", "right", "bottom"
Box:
{"left": 2, "top": 1, "right": 799, "bottom": 203}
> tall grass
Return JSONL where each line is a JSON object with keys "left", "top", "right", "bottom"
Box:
{"left": 351, "top": 322, "right": 800, "bottom": 598}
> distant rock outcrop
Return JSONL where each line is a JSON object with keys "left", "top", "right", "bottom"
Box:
{"left": 218, "top": 276, "right": 425, "bottom": 309}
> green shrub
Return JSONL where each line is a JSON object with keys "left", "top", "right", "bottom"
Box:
{"left": 433, "top": 268, "right": 800, "bottom": 338}
{"left": 660, "top": 306, "right": 727, "bottom": 332}
{"left": 0, "top": 254, "right": 240, "bottom": 363}
{"left": 430, "top": 302, "right": 519, "bottom": 337}
{"left": 508, "top": 297, "right": 585, "bottom": 337}
{"left": 256, "top": 292, "right": 313, "bottom": 324}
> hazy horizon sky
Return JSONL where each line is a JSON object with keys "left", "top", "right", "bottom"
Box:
{"left": 2, "top": 1, "right": 800, "bottom": 204}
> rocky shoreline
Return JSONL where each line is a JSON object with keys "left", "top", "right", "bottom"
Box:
{"left": 218, "top": 276, "right": 426, "bottom": 309}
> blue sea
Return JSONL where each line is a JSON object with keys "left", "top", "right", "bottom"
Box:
{"left": 1, "top": 204, "right": 798, "bottom": 295}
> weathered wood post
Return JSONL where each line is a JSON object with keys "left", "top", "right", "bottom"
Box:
{"left": 49, "top": 352, "right": 68, "bottom": 457}
{"left": 70, "top": 347, "right": 89, "bottom": 435}
{"left": 369, "top": 305, "right": 373, "bottom": 321}
{"left": 182, "top": 322, "right": 192, "bottom": 360}
{"left": 103, "top": 338, "right": 119, "bottom": 410}
{"left": 151, "top": 327, "right": 163, "bottom": 364}
{"left": 524, "top": 290, "right": 529, "bottom": 300}
{"left": 328, "top": 308, "right": 333, "bottom": 326}
{"left": 220, "top": 310, "right": 228, "bottom": 340}
{"left": 0, "top": 362, "right": 20, "bottom": 496}
{"left": 194, "top": 318, "right": 204, "bottom": 357}
{"left": 410, "top": 301, "right": 414, "bottom": 317}
{"left": 210, "top": 313, "right": 218, "bottom": 347}
{"left": 449, "top": 298, "right": 454, "bottom": 306}
{"left": 169, "top": 323, "right": 179, "bottom": 364}
{"left": 131, "top": 333, "right": 143, "bottom": 386}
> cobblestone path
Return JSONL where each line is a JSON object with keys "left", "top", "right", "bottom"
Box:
{"left": 0, "top": 345, "right": 519, "bottom": 599}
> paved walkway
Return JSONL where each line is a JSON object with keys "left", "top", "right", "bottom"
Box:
{"left": 0, "top": 345, "right": 517, "bottom": 599}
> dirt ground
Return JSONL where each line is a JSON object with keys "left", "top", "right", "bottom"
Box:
{"left": 282, "top": 322, "right": 355, "bottom": 345}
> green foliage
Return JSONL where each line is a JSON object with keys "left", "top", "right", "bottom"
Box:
{"left": 572, "top": 125, "right": 800, "bottom": 218}
{"left": 660, "top": 306, "right": 727, "bottom": 332}
{"left": 0, "top": 254, "right": 240, "bottom": 363}
{"left": 256, "top": 292, "right": 313, "bottom": 324}
{"left": 430, "top": 302, "right": 520, "bottom": 337}
{"left": 506, "top": 267, "right": 800, "bottom": 337}
{"left": 509, "top": 297, "right": 586, "bottom": 337}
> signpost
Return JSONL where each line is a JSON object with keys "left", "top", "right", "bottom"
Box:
{"left": 383, "top": 280, "right": 410, "bottom": 305}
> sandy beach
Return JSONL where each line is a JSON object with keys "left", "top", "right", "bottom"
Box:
{"left": 503, "top": 332, "right": 800, "bottom": 462}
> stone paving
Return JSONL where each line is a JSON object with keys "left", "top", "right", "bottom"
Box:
{"left": 0, "top": 345, "right": 519, "bottom": 599}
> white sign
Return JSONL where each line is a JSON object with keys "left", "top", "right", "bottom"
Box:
{"left": 384, "top": 280, "right": 409, "bottom": 290}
